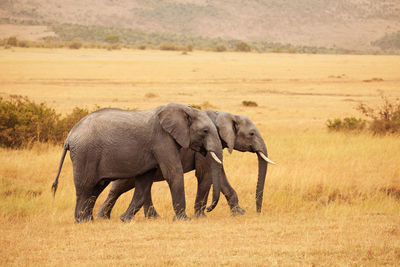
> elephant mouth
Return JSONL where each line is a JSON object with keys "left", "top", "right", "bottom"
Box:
{"left": 191, "top": 143, "right": 207, "bottom": 156}
{"left": 199, "top": 146, "right": 207, "bottom": 157}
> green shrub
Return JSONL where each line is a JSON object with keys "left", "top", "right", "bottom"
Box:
{"left": 242, "top": 100, "right": 258, "bottom": 107}
{"left": 105, "top": 34, "right": 120, "bottom": 44}
{"left": 326, "top": 117, "right": 366, "bottom": 132}
{"left": 0, "top": 96, "right": 90, "bottom": 148}
{"left": 235, "top": 41, "right": 251, "bottom": 52}
{"left": 6, "top": 36, "right": 18, "bottom": 46}
{"left": 159, "top": 43, "right": 178, "bottom": 51}
{"left": 189, "top": 104, "right": 202, "bottom": 110}
{"left": 55, "top": 107, "right": 89, "bottom": 141}
{"left": 0, "top": 96, "right": 59, "bottom": 148}
{"left": 185, "top": 44, "right": 193, "bottom": 52}
{"left": 215, "top": 45, "right": 227, "bottom": 52}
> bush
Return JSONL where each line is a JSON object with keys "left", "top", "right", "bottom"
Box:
{"left": 0, "top": 96, "right": 90, "bottom": 148}
{"left": 185, "top": 44, "right": 193, "bottom": 52}
{"left": 159, "top": 43, "right": 178, "bottom": 51}
{"left": 357, "top": 93, "right": 400, "bottom": 135}
{"left": 326, "top": 117, "right": 366, "bottom": 132}
{"left": 327, "top": 93, "right": 400, "bottom": 135}
{"left": 242, "top": 100, "right": 258, "bottom": 107}
{"left": 105, "top": 34, "right": 120, "bottom": 44}
{"left": 17, "top": 40, "right": 29, "bottom": 48}
{"left": 55, "top": 107, "right": 89, "bottom": 141}
{"left": 235, "top": 41, "right": 251, "bottom": 52}
{"left": 215, "top": 45, "right": 227, "bottom": 52}
{"left": 69, "top": 41, "right": 82, "bottom": 49}
{"left": 6, "top": 36, "right": 18, "bottom": 46}
{"left": 189, "top": 104, "right": 202, "bottom": 110}
{"left": 0, "top": 96, "right": 59, "bottom": 148}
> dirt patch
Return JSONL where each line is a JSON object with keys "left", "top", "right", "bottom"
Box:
{"left": 0, "top": 24, "right": 56, "bottom": 40}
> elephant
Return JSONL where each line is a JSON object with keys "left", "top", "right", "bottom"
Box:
{"left": 96, "top": 110, "right": 275, "bottom": 221}
{"left": 51, "top": 103, "right": 224, "bottom": 222}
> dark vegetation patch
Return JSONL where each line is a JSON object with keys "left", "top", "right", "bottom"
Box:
{"left": 242, "top": 100, "right": 258, "bottom": 107}
{"left": 363, "top": 78, "right": 384, "bottom": 83}
{"left": 381, "top": 186, "right": 400, "bottom": 200}
{"left": 0, "top": 18, "right": 377, "bottom": 54}
{"left": 327, "top": 92, "right": 400, "bottom": 135}
{"left": 0, "top": 95, "right": 90, "bottom": 148}
{"left": 372, "top": 31, "right": 400, "bottom": 51}
{"left": 189, "top": 101, "right": 216, "bottom": 110}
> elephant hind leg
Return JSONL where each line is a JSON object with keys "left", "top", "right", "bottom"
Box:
{"left": 74, "top": 179, "right": 111, "bottom": 223}
{"left": 120, "top": 177, "right": 153, "bottom": 222}
{"left": 97, "top": 178, "right": 136, "bottom": 219}
{"left": 143, "top": 182, "right": 160, "bottom": 219}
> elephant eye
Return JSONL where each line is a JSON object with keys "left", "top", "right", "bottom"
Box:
{"left": 249, "top": 132, "right": 255, "bottom": 136}
{"left": 203, "top": 129, "right": 209, "bottom": 134}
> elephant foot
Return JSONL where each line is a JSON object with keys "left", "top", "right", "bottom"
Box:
{"left": 75, "top": 215, "right": 94, "bottom": 223}
{"left": 193, "top": 210, "right": 207, "bottom": 218}
{"left": 146, "top": 212, "right": 160, "bottom": 219}
{"left": 173, "top": 213, "right": 191, "bottom": 221}
{"left": 96, "top": 211, "right": 111, "bottom": 220}
{"left": 145, "top": 206, "right": 160, "bottom": 219}
{"left": 120, "top": 212, "right": 134, "bottom": 223}
{"left": 231, "top": 205, "right": 246, "bottom": 216}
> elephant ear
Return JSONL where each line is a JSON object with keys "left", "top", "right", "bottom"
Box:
{"left": 216, "top": 112, "right": 237, "bottom": 153}
{"left": 158, "top": 103, "right": 191, "bottom": 148}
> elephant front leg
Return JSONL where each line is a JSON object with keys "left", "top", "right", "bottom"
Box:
{"left": 154, "top": 145, "right": 190, "bottom": 221}
{"left": 193, "top": 173, "right": 211, "bottom": 218}
{"left": 167, "top": 175, "right": 190, "bottom": 221}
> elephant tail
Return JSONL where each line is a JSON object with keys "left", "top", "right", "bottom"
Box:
{"left": 51, "top": 143, "right": 69, "bottom": 197}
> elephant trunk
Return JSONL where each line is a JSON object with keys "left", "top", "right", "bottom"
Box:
{"left": 256, "top": 149, "right": 269, "bottom": 213}
{"left": 206, "top": 150, "right": 222, "bottom": 212}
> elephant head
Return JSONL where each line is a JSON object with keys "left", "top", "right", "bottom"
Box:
{"left": 209, "top": 110, "right": 275, "bottom": 213}
{"left": 158, "top": 103, "right": 224, "bottom": 207}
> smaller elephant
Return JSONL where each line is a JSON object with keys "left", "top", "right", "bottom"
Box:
{"left": 51, "top": 103, "right": 224, "bottom": 222}
{"left": 97, "top": 110, "right": 275, "bottom": 221}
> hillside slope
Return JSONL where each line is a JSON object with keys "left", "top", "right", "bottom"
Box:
{"left": 1, "top": 0, "right": 400, "bottom": 50}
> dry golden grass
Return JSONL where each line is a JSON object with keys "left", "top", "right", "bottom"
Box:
{"left": 1, "top": 48, "right": 400, "bottom": 266}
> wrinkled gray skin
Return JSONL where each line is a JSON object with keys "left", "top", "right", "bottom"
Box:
{"left": 97, "top": 110, "right": 270, "bottom": 221}
{"left": 51, "top": 103, "right": 223, "bottom": 223}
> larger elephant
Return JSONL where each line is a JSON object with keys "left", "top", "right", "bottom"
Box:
{"left": 97, "top": 110, "right": 275, "bottom": 221}
{"left": 51, "top": 103, "right": 224, "bottom": 222}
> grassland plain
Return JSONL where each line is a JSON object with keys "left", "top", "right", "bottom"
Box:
{"left": 0, "top": 49, "right": 400, "bottom": 266}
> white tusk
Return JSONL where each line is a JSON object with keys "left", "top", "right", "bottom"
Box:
{"left": 210, "top": 152, "right": 223, "bottom": 164}
{"left": 258, "top": 152, "right": 276, "bottom": 165}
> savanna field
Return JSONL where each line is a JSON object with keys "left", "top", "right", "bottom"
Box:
{"left": 1, "top": 48, "right": 400, "bottom": 266}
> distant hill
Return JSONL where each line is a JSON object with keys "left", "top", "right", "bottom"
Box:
{"left": 1, "top": 0, "right": 400, "bottom": 51}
